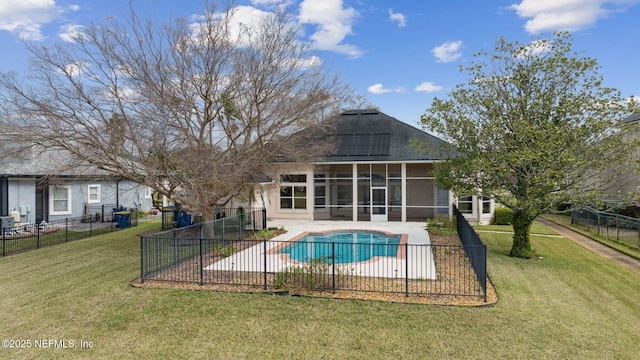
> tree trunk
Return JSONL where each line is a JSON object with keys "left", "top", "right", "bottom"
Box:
{"left": 510, "top": 210, "right": 535, "bottom": 258}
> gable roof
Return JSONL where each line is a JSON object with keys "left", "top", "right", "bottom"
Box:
{"left": 317, "top": 109, "right": 449, "bottom": 162}
{"left": 0, "top": 139, "right": 114, "bottom": 178}
{"left": 622, "top": 113, "right": 640, "bottom": 125}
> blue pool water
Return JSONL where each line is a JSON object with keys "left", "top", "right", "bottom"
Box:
{"left": 279, "top": 231, "right": 401, "bottom": 264}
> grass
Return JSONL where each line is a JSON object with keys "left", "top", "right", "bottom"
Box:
{"left": 1, "top": 219, "right": 640, "bottom": 359}
{"left": 474, "top": 222, "right": 560, "bottom": 236}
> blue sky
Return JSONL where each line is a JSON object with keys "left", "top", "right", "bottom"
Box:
{"left": 0, "top": 0, "right": 638, "bottom": 127}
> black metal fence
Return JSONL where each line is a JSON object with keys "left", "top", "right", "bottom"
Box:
{"left": 140, "top": 208, "right": 487, "bottom": 301}
{"left": 161, "top": 206, "right": 267, "bottom": 230}
{"left": 454, "top": 205, "right": 487, "bottom": 300}
{"left": 84, "top": 203, "right": 118, "bottom": 222}
{"left": 572, "top": 207, "right": 640, "bottom": 250}
{"left": 1, "top": 208, "right": 139, "bottom": 257}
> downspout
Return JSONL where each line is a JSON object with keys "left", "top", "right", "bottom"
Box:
{"left": 0, "top": 175, "right": 8, "bottom": 216}
{"left": 116, "top": 178, "right": 123, "bottom": 207}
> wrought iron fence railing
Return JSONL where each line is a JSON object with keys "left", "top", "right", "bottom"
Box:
{"left": 161, "top": 206, "right": 267, "bottom": 230}
{"left": 571, "top": 207, "right": 640, "bottom": 250}
{"left": 140, "top": 209, "right": 487, "bottom": 301}
{"left": 454, "top": 205, "right": 488, "bottom": 299}
{"left": 1, "top": 208, "right": 139, "bottom": 257}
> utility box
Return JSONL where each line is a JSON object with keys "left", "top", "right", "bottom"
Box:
{"left": 0, "top": 216, "right": 15, "bottom": 229}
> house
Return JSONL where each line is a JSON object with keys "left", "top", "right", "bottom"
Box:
{"left": 0, "top": 143, "right": 154, "bottom": 225}
{"left": 599, "top": 113, "right": 640, "bottom": 209}
{"left": 253, "top": 109, "right": 494, "bottom": 225}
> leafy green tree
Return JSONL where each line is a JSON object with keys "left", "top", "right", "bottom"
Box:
{"left": 420, "top": 32, "right": 638, "bottom": 258}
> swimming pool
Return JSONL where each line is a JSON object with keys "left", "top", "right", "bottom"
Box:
{"left": 278, "top": 230, "right": 402, "bottom": 264}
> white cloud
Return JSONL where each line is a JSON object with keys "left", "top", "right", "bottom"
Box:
{"left": 68, "top": 4, "right": 80, "bottom": 11}
{"left": 56, "top": 61, "right": 87, "bottom": 78}
{"left": 432, "top": 41, "right": 463, "bottom": 63}
{"left": 509, "top": 0, "right": 640, "bottom": 34}
{"left": 516, "top": 39, "right": 551, "bottom": 58}
{"left": 415, "top": 82, "right": 443, "bottom": 93}
{"left": 282, "top": 55, "right": 323, "bottom": 69}
{"left": 388, "top": 9, "right": 407, "bottom": 28}
{"left": 190, "top": 5, "right": 273, "bottom": 47}
{"left": 251, "top": 0, "right": 291, "bottom": 6}
{"left": 58, "top": 23, "right": 84, "bottom": 42}
{"left": 367, "top": 83, "right": 404, "bottom": 94}
{"left": 0, "top": 0, "right": 62, "bottom": 40}
{"left": 299, "top": 0, "right": 362, "bottom": 58}
{"left": 626, "top": 95, "right": 640, "bottom": 105}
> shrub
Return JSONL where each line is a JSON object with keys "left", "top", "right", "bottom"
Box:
{"left": 493, "top": 207, "right": 514, "bottom": 225}
{"left": 274, "top": 257, "right": 332, "bottom": 292}
{"left": 426, "top": 217, "right": 457, "bottom": 236}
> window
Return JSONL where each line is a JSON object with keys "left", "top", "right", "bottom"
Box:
{"left": 280, "top": 174, "right": 307, "bottom": 183}
{"left": 482, "top": 196, "right": 492, "bottom": 214}
{"left": 50, "top": 186, "right": 72, "bottom": 215}
{"left": 88, "top": 185, "right": 101, "bottom": 204}
{"left": 458, "top": 195, "right": 473, "bottom": 214}
{"left": 280, "top": 174, "right": 307, "bottom": 210}
{"left": 144, "top": 186, "right": 153, "bottom": 199}
{"left": 437, "top": 188, "right": 450, "bottom": 215}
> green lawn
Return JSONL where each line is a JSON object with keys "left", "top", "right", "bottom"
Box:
{"left": 475, "top": 222, "right": 560, "bottom": 236}
{"left": 1, "top": 220, "right": 640, "bottom": 359}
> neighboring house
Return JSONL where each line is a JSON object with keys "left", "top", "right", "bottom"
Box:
{"left": 0, "top": 144, "right": 154, "bottom": 224}
{"left": 252, "top": 109, "right": 494, "bottom": 225}
{"left": 600, "top": 113, "right": 640, "bottom": 208}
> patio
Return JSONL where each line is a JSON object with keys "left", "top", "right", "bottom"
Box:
{"left": 204, "top": 220, "right": 437, "bottom": 280}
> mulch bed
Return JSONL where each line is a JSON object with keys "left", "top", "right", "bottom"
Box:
{"left": 133, "top": 232, "right": 498, "bottom": 307}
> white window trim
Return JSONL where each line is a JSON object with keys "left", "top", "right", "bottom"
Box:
{"left": 279, "top": 174, "right": 308, "bottom": 210}
{"left": 457, "top": 194, "right": 475, "bottom": 216}
{"left": 144, "top": 186, "right": 153, "bottom": 199}
{"left": 481, "top": 196, "right": 492, "bottom": 215}
{"left": 50, "top": 185, "right": 72, "bottom": 216}
{"left": 88, "top": 184, "right": 101, "bottom": 204}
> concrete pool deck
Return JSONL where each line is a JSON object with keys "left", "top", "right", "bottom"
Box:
{"left": 204, "top": 220, "right": 437, "bottom": 279}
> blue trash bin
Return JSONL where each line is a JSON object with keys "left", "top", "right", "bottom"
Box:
{"left": 115, "top": 211, "right": 130, "bottom": 229}
{"left": 176, "top": 210, "right": 192, "bottom": 227}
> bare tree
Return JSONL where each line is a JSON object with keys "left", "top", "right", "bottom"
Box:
{"left": 0, "top": 1, "right": 353, "bottom": 217}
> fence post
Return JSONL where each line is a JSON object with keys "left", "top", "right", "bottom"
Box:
{"left": 222, "top": 217, "right": 225, "bottom": 242}
{"left": 252, "top": 209, "right": 257, "bottom": 231}
{"left": 2, "top": 228, "right": 5, "bottom": 257}
{"left": 332, "top": 241, "right": 336, "bottom": 294}
{"left": 405, "top": 242, "right": 409, "bottom": 297}
{"left": 199, "top": 236, "right": 204, "bottom": 286}
{"left": 140, "top": 236, "right": 145, "bottom": 283}
{"left": 482, "top": 245, "right": 487, "bottom": 302}
{"left": 65, "top": 218, "right": 69, "bottom": 242}
{"left": 173, "top": 227, "right": 177, "bottom": 267}
{"left": 263, "top": 239, "right": 267, "bottom": 290}
{"left": 262, "top": 208, "right": 267, "bottom": 230}
{"left": 37, "top": 224, "right": 41, "bottom": 249}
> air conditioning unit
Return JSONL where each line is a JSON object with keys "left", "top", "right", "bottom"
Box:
{"left": 0, "top": 216, "right": 14, "bottom": 229}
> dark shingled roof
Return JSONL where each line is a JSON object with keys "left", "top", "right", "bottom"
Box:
{"left": 317, "top": 109, "right": 449, "bottom": 162}
{"left": 622, "top": 113, "right": 640, "bottom": 125}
